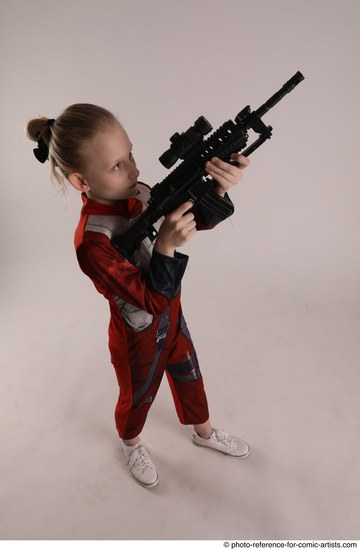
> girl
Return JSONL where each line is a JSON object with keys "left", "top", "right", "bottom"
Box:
{"left": 26, "top": 104, "right": 250, "bottom": 489}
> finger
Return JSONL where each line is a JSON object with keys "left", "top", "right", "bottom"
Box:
{"left": 182, "top": 211, "right": 195, "bottom": 223}
{"left": 184, "top": 219, "right": 197, "bottom": 231}
{"left": 173, "top": 200, "right": 194, "bottom": 217}
{"left": 184, "top": 225, "right": 197, "bottom": 240}
{"left": 176, "top": 214, "right": 196, "bottom": 233}
{"left": 207, "top": 157, "right": 239, "bottom": 178}
{"left": 206, "top": 160, "right": 238, "bottom": 184}
{"left": 230, "top": 153, "right": 250, "bottom": 167}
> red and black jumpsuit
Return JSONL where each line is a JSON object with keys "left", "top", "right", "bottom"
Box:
{"left": 74, "top": 182, "right": 234, "bottom": 440}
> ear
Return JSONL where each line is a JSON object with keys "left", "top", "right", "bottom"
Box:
{"left": 67, "top": 172, "right": 90, "bottom": 193}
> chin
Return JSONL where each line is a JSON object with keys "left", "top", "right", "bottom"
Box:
{"left": 127, "top": 185, "right": 138, "bottom": 197}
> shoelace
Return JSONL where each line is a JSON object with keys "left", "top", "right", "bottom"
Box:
{"left": 215, "top": 429, "right": 236, "bottom": 449}
{"left": 128, "top": 443, "right": 155, "bottom": 473}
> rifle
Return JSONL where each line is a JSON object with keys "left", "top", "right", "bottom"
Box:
{"left": 112, "top": 71, "right": 305, "bottom": 259}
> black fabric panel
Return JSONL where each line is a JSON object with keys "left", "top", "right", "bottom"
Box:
{"left": 147, "top": 250, "right": 189, "bottom": 299}
{"left": 194, "top": 186, "right": 234, "bottom": 228}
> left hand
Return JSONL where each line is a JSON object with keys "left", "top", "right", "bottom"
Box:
{"left": 205, "top": 153, "right": 250, "bottom": 196}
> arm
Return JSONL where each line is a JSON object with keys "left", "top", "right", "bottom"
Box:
{"left": 77, "top": 201, "right": 196, "bottom": 314}
{"left": 77, "top": 233, "right": 188, "bottom": 317}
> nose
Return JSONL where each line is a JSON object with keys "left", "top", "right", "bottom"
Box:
{"left": 129, "top": 162, "right": 140, "bottom": 180}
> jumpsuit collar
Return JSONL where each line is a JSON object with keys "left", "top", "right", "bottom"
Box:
{"left": 80, "top": 191, "right": 143, "bottom": 219}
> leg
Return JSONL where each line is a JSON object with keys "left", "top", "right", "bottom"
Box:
{"left": 112, "top": 334, "right": 168, "bottom": 441}
{"left": 112, "top": 359, "right": 157, "bottom": 441}
{"left": 165, "top": 313, "right": 210, "bottom": 427}
{"left": 166, "top": 310, "right": 250, "bottom": 458}
{"left": 194, "top": 419, "right": 214, "bottom": 439}
{"left": 124, "top": 435, "right": 140, "bottom": 445}
{"left": 113, "top": 357, "right": 161, "bottom": 487}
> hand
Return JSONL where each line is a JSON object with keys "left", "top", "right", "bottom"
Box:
{"left": 154, "top": 200, "right": 196, "bottom": 257}
{"left": 205, "top": 153, "right": 250, "bottom": 196}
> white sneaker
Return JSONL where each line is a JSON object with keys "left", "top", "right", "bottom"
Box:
{"left": 120, "top": 440, "right": 159, "bottom": 488}
{"left": 192, "top": 428, "right": 250, "bottom": 458}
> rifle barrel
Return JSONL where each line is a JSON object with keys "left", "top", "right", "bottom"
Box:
{"left": 256, "top": 71, "right": 304, "bottom": 118}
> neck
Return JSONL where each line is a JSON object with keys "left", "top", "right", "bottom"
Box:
{"left": 86, "top": 191, "right": 124, "bottom": 205}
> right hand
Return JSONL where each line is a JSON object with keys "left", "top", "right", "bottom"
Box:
{"left": 154, "top": 201, "right": 197, "bottom": 257}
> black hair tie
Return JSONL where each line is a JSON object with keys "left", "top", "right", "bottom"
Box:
{"left": 33, "top": 137, "right": 48, "bottom": 163}
{"left": 33, "top": 119, "right": 55, "bottom": 163}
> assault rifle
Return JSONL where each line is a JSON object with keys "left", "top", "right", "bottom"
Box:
{"left": 112, "top": 71, "right": 305, "bottom": 259}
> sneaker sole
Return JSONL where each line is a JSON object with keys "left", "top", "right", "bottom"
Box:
{"left": 192, "top": 438, "right": 251, "bottom": 458}
{"left": 130, "top": 471, "right": 159, "bottom": 488}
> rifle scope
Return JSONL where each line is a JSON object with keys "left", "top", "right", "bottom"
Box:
{"left": 159, "top": 71, "right": 304, "bottom": 169}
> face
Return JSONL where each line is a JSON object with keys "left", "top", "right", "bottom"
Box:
{"left": 73, "top": 122, "right": 140, "bottom": 204}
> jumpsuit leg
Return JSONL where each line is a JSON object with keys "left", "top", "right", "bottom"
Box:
{"left": 112, "top": 309, "right": 171, "bottom": 440}
{"left": 113, "top": 353, "right": 169, "bottom": 440}
{"left": 112, "top": 309, "right": 209, "bottom": 439}
{"left": 165, "top": 311, "right": 209, "bottom": 426}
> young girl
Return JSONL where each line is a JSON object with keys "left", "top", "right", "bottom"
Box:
{"left": 26, "top": 104, "right": 250, "bottom": 489}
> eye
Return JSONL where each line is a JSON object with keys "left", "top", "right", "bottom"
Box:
{"left": 114, "top": 162, "right": 122, "bottom": 171}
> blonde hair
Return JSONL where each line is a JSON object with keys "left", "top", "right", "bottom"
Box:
{"left": 26, "top": 103, "right": 119, "bottom": 199}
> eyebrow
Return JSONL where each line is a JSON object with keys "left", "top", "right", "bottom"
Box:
{"left": 111, "top": 143, "right": 133, "bottom": 167}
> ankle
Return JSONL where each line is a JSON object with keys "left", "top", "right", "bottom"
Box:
{"left": 195, "top": 428, "right": 214, "bottom": 439}
{"left": 123, "top": 436, "right": 140, "bottom": 446}
{"left": 194, "top": 420, "right": 213, "bottom": 439}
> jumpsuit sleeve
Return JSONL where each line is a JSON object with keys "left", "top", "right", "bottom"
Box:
{"left": 76, "top": 232, "right": 188, "bottom": 316}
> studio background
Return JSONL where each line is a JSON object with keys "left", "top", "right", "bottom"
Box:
{"left": 1, "top": 0, "right": 359, "bottom": 541}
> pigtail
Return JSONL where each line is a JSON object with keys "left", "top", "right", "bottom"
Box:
{"left": 26, "top": 118, "right": 56, "bottom": 161}
{"left": 26, "top": 117, "right": 50, "bottom": 144}
{"left": 26, "top": 116, "right": 68, "bottom": 200}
